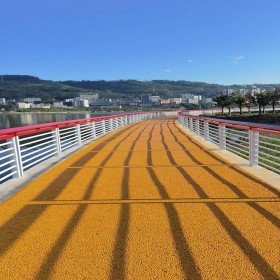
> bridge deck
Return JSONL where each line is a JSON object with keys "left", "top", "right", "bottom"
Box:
{"left": 0, "top": 118, "right": 279, "bottom": 279}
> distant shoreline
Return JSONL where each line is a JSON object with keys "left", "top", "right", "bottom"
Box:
{"left": 0, "top": 110, "right": 107, "bottom": 115}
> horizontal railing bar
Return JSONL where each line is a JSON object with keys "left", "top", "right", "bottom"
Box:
{"left": 23, "top": 152, "right": 57, "bottom": 170}
{"left": 0, "top": 171, "right": 17, "bottom": 182}
{"left": 226, "top": 142, "right": 249, "bottom": 154}
{"left": 259, "top": 151, "right": 280, "bottom": 160}
{"left": 226, "top": 129, "right": 248, "bottom": 136}
{"left": 259, "top": 156, "right": 280, "bottom": 166}
{"left": 61, "top": 142, "right": 77, "bottom": 151}
{"left": 259, "top": 134, "right": 280, "bottom": 140}
{"left": 226, "top": 147, "right": 249, "bottom": 159}
{"left": 22, "top": 147, "right": 56, "bottom": 163}
{"left": 20, "top": 138, "right": 54, "bottom": 150}
{"left": 0, "top": 141, "right": 12, "bottom": 148}
{"left": 0, "top": 159, "right": 15, "bottom": 168}
{"left": 21, "top": 143, "right": 56, "bottom": 159}
{"left": 0, "top": 147, "right": 13, "bottom": 154}
{"left": 19, "top": 131, "right": 53, "bottom": 142}
{"left": 59, "top": 129, "right": 77, "bottom": 135}
{"left": 259, "top": 144, "right": 280, "bottom": 152}
{"left": 0, "top": 164, "right": 16, "bottom": 175}
{"left": 259, "top": 162, "right": 280, "bottom": 173}
{"left": 0, "top": 153, "right": 15, "bottom": 161}
{"left": 226, "top": 140, "right": 249, "bottom": 149}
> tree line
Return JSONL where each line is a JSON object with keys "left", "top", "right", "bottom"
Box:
{"left": 213, "top": 88, "right": 280, "bottom": 115}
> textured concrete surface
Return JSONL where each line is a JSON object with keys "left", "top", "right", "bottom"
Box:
{"left": 0, "top": 118, "right": 279, "bottom": 279}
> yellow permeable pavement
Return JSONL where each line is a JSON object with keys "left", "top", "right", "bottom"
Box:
{"left": 0, "top": 118, "right": 279, "bottom": 279}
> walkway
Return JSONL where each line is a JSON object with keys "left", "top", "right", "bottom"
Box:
{"left": 0, "top": 118, "right": 279, "bottom": 279}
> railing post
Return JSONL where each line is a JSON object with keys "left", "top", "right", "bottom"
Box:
{"left": 53, "top": 128, "right": 62, "bottom": 157}
{"left": 76, "top": 124, "right": 82, "bottom": 146}
{"left": 183, "top": 117, "right": 187, "bottom": 128}
{"left": 219, "top": 124, "right": 226, "bottom": 150}
{"left": 249, "top": 130, "right": 259, "bottom": 166}
{"left": 195, "top": 119, "right": 200, "bottom": 135}
{"left": 189, "top": 118, "right": 193, "bottom": 132}
{"left": 102, "top": 120, "right": 106, "bottom": 135}
{"left": 110, "top": 118, "right": 113, "bottom": 131}
{"left": 204, "top": 121, "right": 209, "bottom": 141}
{"left": 92, "top": 122, "right": 96, "bottom": 140}
{"left": 8, "top": 136, "right": 23, "bottom": 178}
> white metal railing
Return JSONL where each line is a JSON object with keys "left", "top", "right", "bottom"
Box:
{"left": 0, "top": 111, "right": 164, "bottom": 185}
{"left": 178, "top": 112, "right": 280, "bottom": 174}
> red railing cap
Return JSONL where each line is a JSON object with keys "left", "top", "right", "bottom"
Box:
{"left": 179, "top": 112, "right": 280, "bottom": 132}
{"left": 0, "top": 111, "right": 162, "bottom": 140}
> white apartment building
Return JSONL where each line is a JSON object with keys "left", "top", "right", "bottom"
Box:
{"left": 53, "top": 102, "right": 64, "bottom": 108}
{"left": 171, "top": 97, "right": 182, "bottom": 104}
{"left": 73, "top": 98, "right": 89, "bottom": 107}
{"left": 30, "top": 104, "right": 51, "bottom": 109}
{"left": 79, "top": 93, "right": 98, "bottom": 102}
{"left": 23, "top": 97, "right": 42, "bottom": 103}
{"left": 16, "top": 102, "right": 31, "bottom": 109}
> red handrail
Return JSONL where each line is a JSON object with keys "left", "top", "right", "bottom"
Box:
{"left": 0, "top": 112, "right": 147, "bottom": 140}
{"left": 178, "top": 112, "right": 280, "bottom": 134}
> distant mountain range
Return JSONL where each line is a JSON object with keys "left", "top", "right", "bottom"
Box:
{"left": 0, "top": 75, "right": 278, "bottom": 101}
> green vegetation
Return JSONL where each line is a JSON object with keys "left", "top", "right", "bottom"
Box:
{"left": 1, "top": 75, "right": 277, "bottom": 102}
{"left": 0, "top": 75, "right": 88, "bottom": 101}
{"left": 61, "top": 79, "right": 227, "bottom": 98}
{"left": 207, "top": 112, "right": 280, "bottom": 125}
{"left": 212, "top": 88, "right": 280, "bottom": 116}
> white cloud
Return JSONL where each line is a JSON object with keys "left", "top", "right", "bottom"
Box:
{"left": 230, "top": 55, "right": 245, "bottom": 64}
{"left": 164, "top": 69, "right": 171, "bottom": 72}
{"left": 234, "top": 56, "right": 245, "bottom": 60}
{"left": 187, "top": 59, "right": 192, "bottom": 63}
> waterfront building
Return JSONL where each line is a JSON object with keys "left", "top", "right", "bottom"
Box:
{"left": 79, "top": 93, "right": 98, "bottom": 102}
{"left": 23, "top": 97, "right": 42, "bottom": 103}
{"left": 16, "top": 102, "right": 31, "bottom": 109}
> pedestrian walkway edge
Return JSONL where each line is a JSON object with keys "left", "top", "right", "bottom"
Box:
{"left": 176, "top": 122, "right": 280, "bottom": 191}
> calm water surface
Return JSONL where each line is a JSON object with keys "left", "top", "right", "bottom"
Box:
{"left": 0, "top": 112, "right": 118, "bottom": 129}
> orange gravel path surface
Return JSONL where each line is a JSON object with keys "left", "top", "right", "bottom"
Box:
{"left": 0, "top": 118, "right": 279, "bottom": 280}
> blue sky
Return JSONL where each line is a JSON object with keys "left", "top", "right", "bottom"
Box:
{"left": 1, "top": 0, "right": 279, "bottom": 85}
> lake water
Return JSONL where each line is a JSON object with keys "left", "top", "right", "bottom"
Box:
{"left": 0, "top": 112, "right": 120, "bottom": 129}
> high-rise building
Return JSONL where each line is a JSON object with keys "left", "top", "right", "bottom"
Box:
{"left": 141, "top": 94, "right": 152, "bottom": 106}
{"left": 79, "top": 93, "right": 98, "bottom": 102}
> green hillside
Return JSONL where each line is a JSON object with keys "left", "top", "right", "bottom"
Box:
{"left": 61, "top": 79, "right": 227, "bottom": 98}
{"left": 0, "top": 75, "right": 278, "bottom": 101}
{"left": 0, "top": 76, "right": 87, "bottom": 101}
